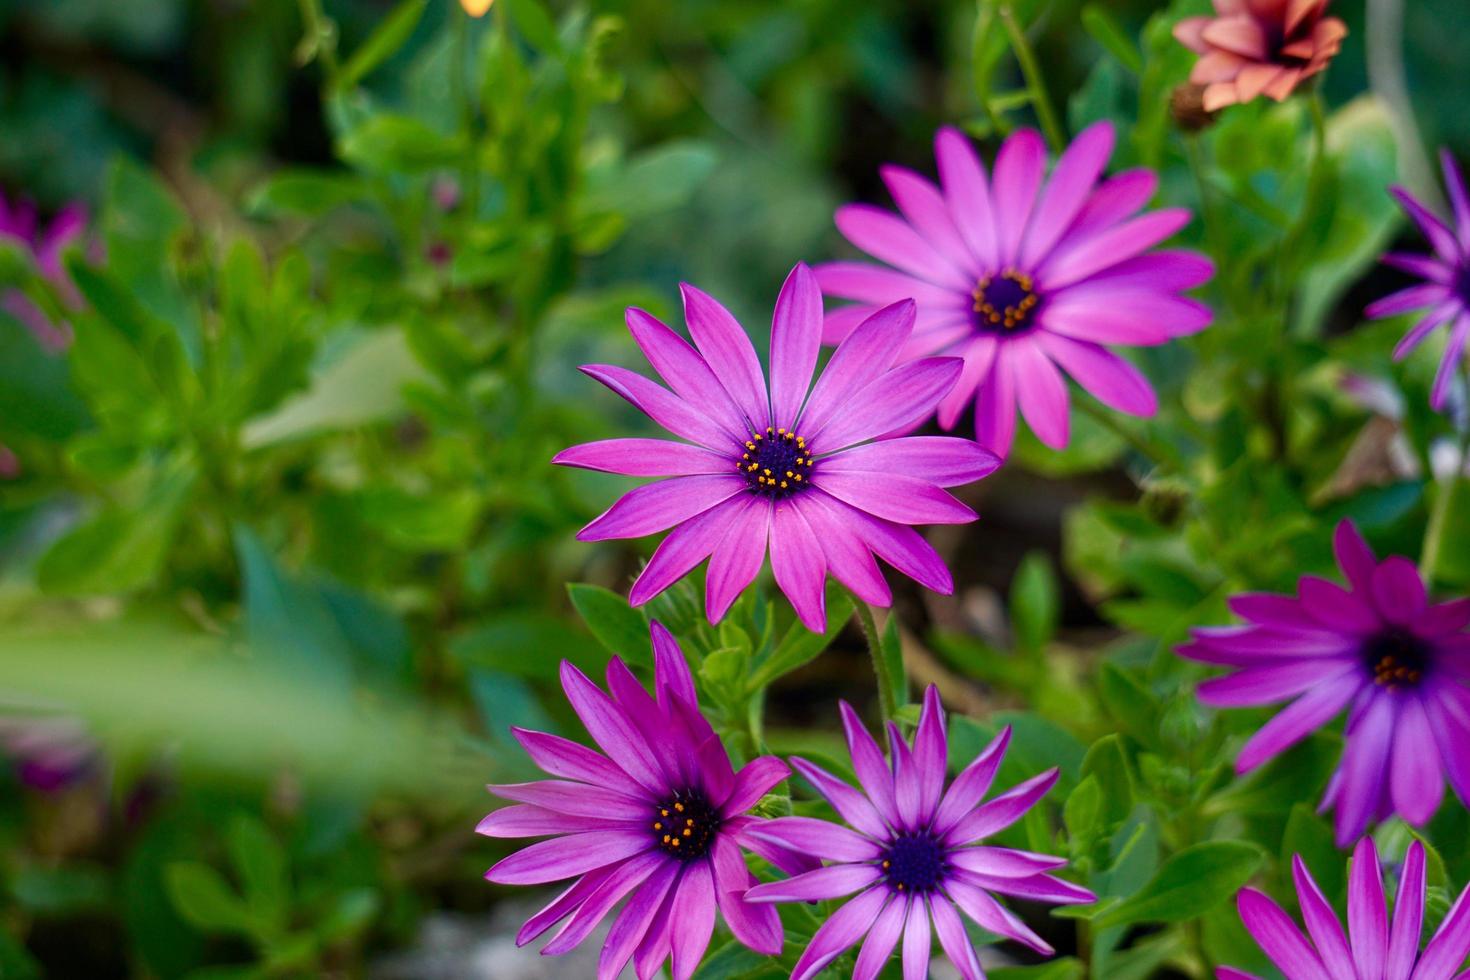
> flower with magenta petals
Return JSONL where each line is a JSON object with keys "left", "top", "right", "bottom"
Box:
{"left": 1178, "top": 520, "right": 1470, "bottom": 845}
{"left": 478, "top": 622, "right": 804, "bottom": 980}
{"left": 1220, "top": 838, "right": 1470, "bottom": 980}
{"left": 1173, "top": 0, "right": 1347, "bottom": 113}
{"left": 555, "top": 264, "right": 1000, "bottom": 631}
{"left": 0, "top": 190, "right": 89, "bottom": 352}
{"left": 744, "top": 687, "right": 1094, "bottom": 980}
{"left": 1367, "top": 151, "right": 1470, "bottom": 411}
{"left": 815, "top": 121, "right": 1212, "bottom": 457}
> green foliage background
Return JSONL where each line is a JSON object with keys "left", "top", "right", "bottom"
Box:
{"left": 1, "top": 0, "right": 1469, "bottom": 976}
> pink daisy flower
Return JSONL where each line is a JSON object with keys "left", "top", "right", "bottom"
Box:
{"left": 479, "top": 622, "right": 805, "bottom": 980}
{"left": 816, "top": 121, "right": 1214, "bottom": 457}
{"left": 1221, "top": 838, "right": 1470, "bottom": 980}
{"left": 1177, "top": 520, "right": 1470, "bottom": 845}
{"left": 555, "top": 264, "right": 1000, "bottom": 632}
{"left": 745, "top": 687, "right": 1094, "bottom": 980}
{"left": 0, "top": 191, "right": 89, "bottom": 352}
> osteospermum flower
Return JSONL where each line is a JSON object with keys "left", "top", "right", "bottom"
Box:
{"left": 1220, "top": 838, "right": 1470, "bottom": 980}
{"left": 745, "top": 687, "right": 1094, "bottom": 980}
{"left": 0, "top": 190, "right": 88, "bottom": 351}
{"left": 815, "top": 122, "right": 1212, "bottom": 457}
{"left": 1173, "top": 0, "right": 1347, "bottom": 112}
{"left": 479, "top": 622, "right": 804, "bottom": 980}
{"left": 1367, "top": 151, "right": 1470, "bottom": 411}
{"left": 1177, "top": 520, "right": 1470, "bottom": 845}
{"left": 555, "top": 264, "right": 1000, "bottom": 631}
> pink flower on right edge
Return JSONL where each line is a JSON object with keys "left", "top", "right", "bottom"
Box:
{"left": 1177, "top": 520, "right": 1470, "bottom": 845}
{"left": 1220, "top": 839, "right": 1470, "bottom": 980}
{"left": 1367, "top": 150, "right": 1470, "bottom": 411}
{"left": 816, "top": 121, "right": 1213, "bottom": 457}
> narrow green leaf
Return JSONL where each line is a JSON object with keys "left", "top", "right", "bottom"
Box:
{"left": 504, "top": 0, "right": 560, "bottom": 53}
{"left": 747, "top": 590, "right": 853, "bottom": 692}
{"left": 340, "top": 0, "right": 429, "bottom": 88}
{"left": 1081, "top": 5, "right": 1142, "bottom": 73}
{"left": 1093, "top": 841, "right": 1263, "bottom": 929}
{"left": 566, "top": 583, "right": 652, "bottom": 667}
{"left": 1081, "top": 734, "right": 1134, "bottom": 827}
{"left": 880, "top": 615, "right": 908, "bottom": 708}
{"left": 1011, "top": 550, "right": 1059, "bottom": 653}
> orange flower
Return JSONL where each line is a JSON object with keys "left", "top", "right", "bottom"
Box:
{"left": 1174, "top": 0, "right": 1347, "bottom": 112}
{"left": 460, "top": 0, "right": 493, "bottom": 16}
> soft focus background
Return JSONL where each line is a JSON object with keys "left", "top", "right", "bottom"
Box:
{"left": 2, "top": 0, "right": 1469, "bottom": 977}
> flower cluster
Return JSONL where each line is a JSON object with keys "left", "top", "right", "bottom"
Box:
{"left": 482, "top": 4, "right": 1470, "bottom": 975}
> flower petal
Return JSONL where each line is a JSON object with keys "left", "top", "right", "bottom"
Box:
{"left": 1390, "top": 697, "right": 1444, "bottom": 825}
{"left": 703, "top": 496, "right": 769, "bottom": 623}
{"left": 770, "top": 263, "right": 825, "bottom": 427}
{"left": 946, "top": 768, "right": 1059, "bottom": 845}
{"left": 485, "top": 830, "right": 652, "bottom": 885}
{"left": 599, "top": 860, "right": 679, "bottom": 980}
{"left": 681, "top": 283, "right": 771, "bottom": 431}
{"left": 796, "top": 491, "right": 892, "bottom": 606}
{"left": 1012, "top": 340, "right": 1072, "bottom": 448}
{"left": 974, "top": 345, "right": 1018, "bottom": 456}
{"left": 933, "top": 726, "right": 1011, "bottom": 834}
{"left": 853, "top": 894, "right": 907, "bottom": 980}
{"left": 1039, "top": 209, "right": 1192, "bottom": 290}
{"left": 1350, "top": 837, "right": 1390, "bottom": 978}
{"left": 809, "top": 356, "right": 963, "bottom": 452}
{"left": 581, "top": 364, "right": 738, "bottom": 452}
{"left": 626, "top": 307, "right": 747, "bottom": 435}
{"left": 789, "top": 756, "right": 890, "bottom": 840}
{"left": 822, "top": 436, "right": 1001, "bottom": 488}
{"left": 816, "top": 471, "right": 976, "bottom": 525}
{"left": 992, "top": 128, "right": 1048, "bottom": 265}
{"left": 840, "top": 700, "right": 901, "bottom": 829}
{"left": 934, "top": 127, "right": 1000, "bottom": 269}
{"left": 722, "top": 756, "right": 791, "bottom": 816}
{"left": 629, "top": 494, "right": 750, "bottom": 608}
{"left": 554, "top": 438, "right": 730, "bottom": 477}
{"left": 1291, "top": 855, "right": 1356, "bottom": 979}
{"left": 902, "top": 893, "right": 932, "bottom": 980}
{"left": 881, "top": 164, "right": 976, "bottom": 271}
{"left": 1020, "top": 120, "right": 1116, "bottom": 267}
{"left": 931, "top": 893, "right": 986, "bottom": 980}
{"left": 711, "top": 836, "right": 783, "bottom": 955}
{"left": 799, "top": 300, "right": 916, "bottom": 436}
{"left": 1036, "top": 332, "right": 1157, "bottom": 417}
{"left": 1237, "top": 888, "right": 1332, "bottom": 980}
{"left": 749, "top": 816, "right": 882, "bottom": 862}
{"left": 835, "top": 204, "right": 969, "bottom": 289}
{"left": 791, "top": 887, "right": 888, "bottom": 980}
{"left": 770, "top": 500, "right": 828, "bottom": 631}
{"left": 1387, "top": 842, "right": 1426, "bottom": 980}
{"left": 1234, "top": 672, "right": 1362, "bottom": 773}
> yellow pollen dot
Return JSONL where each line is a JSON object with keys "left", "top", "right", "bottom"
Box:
{"left": 743, "top": 453, "right": 750, "bottom": 460}
{"left": 683, "top": 829, "right": 692, "bottom": 837}
{"left": 654, "top": 822, "right": 662, "bottom": 830}
{"left": 675, "top": 802, "right": 685, "bottom": 812}
{"left": 882, "top": 861, "right": 890, "bottom": 869}
{"left": 763, "top": 468, "right": 772, "bottom": 476}
{"left": 671, "top": 838, "right": 680, "bottom": 847}
{"left": 661, "top": 809, "right": 670, "bottom": 817}
{"left": 663, "top": 835, "right": 671, "bottom": 844}
{"left": 766, "top": 427, "right": 773, "bottom": 433}
{"left": 780, "top": 481, "right": 788, "bottom": 489}
{"left": 793, "top": 474, "right": 802, "bottom": 481}
{"left": 786, "top": 470, "right": 794, "bottom": 478}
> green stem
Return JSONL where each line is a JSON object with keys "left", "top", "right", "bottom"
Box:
{"left": 999, "top": 5, "right": 1066, "bottom": 152}
{"left": 1182, "top": 136, "right": 1226, "bottom": 313}
{"left": 1421, "top": 377, "right": 1470, "bottom": 582}
{"left": 852, "top": 599, "right": 897, "bottom": 724}
{"left": 295, "top": 0, "right": 341, "bottom": 89}
{"left": 1076, "top": 397, "right": 1177, "bottom": 473}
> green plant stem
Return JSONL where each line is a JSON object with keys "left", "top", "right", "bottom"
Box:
{"left": 1076, "top": 397, "right": 1177, "bottom": 473}
{"left": 852, "top": 599, "right": 897, "bottom": 723}
{"left": 999, "top": 5, "right": 1066, "bottom": 152}
{"left": 295, "top": 0, "right": 341, "bottom": 89}
{"left": 1421, "top": 373, "right": 1470, "bottom": 582}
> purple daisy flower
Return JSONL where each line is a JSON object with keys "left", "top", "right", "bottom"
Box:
{"left": 0, "top": 190, "right": 89, "bottom": 352}
{"left": 1178, "top": 520, "right": 1470, "bottom": 845}
{"left": 478, "top": 622, "right": 806, "bottom": 980}
{"left": 1220, "top": 838, "right": 1470, "bottom": 980}
{"left": 1367, "top": 151, "right": 1470, "bottom": 411}
{"left": 744, "top": 687, "right": 1095, "bottom": 980}
{"left": 815, "top": 121, "right": 1213, "bottom": 456}
{"left": 555, "top": 263, "right": 1000, "bottom": 632}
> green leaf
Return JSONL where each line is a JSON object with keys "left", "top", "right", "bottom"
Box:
{"left": 1281, "top": 803, "right": 1343, "bottom": 902}
{"left": 691, "top": 940, "right": 782, "bottom": 980}
{"left": 225, "top": 814, "right": 289, "bottom": 937}
{"left": 1064, "top": 775, "right": 1102, "bottom": 844}
{"left": 1093, "top": 841, "right": 1263, "bottom": 929}
{"left": 1011, "top": 550, "right": 1059, "bottom": 653}
{"left": 337, "top": 114, "right": 466, "bottom": 174}
{"left": 354, "top": 486, "right": 481, "bottom": 550}
{"left": 1098, "top": 662, "right": 1162, "bottom": 748}
{"left": 567, "top": 583, "right": 653, "bottom": 667}
{"left": 1081, "top": 734, "right": 1133, "bottom": 827}
{"left": 746, "top": 589, "right": 853, "bottom": 691}
{"left": 503, "top": 0, "right": 561, "bottom": 53}
{"left": 245, "top": 169, "right": 370, "bottom": 218}
{"left": 990, "top": 959, "right": 1085, "bottom": 980}
{"left": 163, "top": 863, "right": 256, "bottom": 937}
{"left": 9, "top": 864, "right": 111, "bottom": 914}
{"left": 339, "top": 0, "right": 428, "bottom": 89}
{"left": 37, "top": 466, "right": 194, "bottom": 596}
{"left": 315, "top": 888, "right": 380, "bottom": 943}
{"left": 1081, "top": 4, "right": 1142, "bottom": 73}
{"left": 581, "top": 141, "right": 719, "bottom": 221}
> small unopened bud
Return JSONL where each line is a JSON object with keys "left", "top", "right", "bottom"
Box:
{"left": 1170, "top": 83, "right": 1218, "bottom": 133}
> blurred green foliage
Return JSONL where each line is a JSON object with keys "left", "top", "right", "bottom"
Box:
{"left": 1, "top": 0, "right": 1469, "bottom": 976}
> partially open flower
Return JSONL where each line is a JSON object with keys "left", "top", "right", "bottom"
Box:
{"left": 1174, "top": 0, "right": 1347, "bottom": 112}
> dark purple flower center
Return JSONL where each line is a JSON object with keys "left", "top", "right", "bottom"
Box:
{"left": 1363, "top": 627, "right": 1430, "bottom": 689}
{"left": 737, "top": 427, "right": 814, "bottom": 499}
{"left": 652, "top": 790, "right": 719, "bottom": 861}
{"left": 882, "top": 831, "right": 946, "bottom": 893}
{"left": 1455, "top": 262, "right": 1470, "bottom": 305}
{"left": 972, "top": 270, "right": 1041, "bottom": 334}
